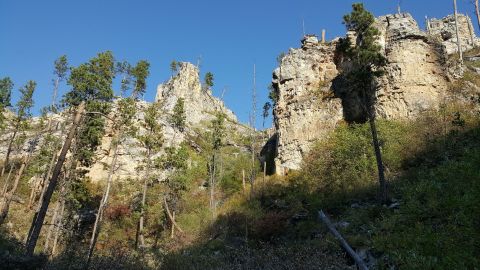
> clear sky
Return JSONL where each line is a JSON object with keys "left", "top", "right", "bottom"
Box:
{"left": 1, "top": 0, "right": 478, "bottom": 129}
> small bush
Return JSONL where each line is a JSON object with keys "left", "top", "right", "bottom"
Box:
{"left": 252, "top": 211, "right": 289, "bottom": 241}
{"left": 105, "top": 204, "right": 131, "bottom": 221}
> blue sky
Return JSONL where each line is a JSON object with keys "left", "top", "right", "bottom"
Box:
{"left": 0, "top": 0, "right": 478, "bottom": 129}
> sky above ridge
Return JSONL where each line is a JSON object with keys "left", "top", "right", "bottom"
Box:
{"left": 1, "top": 0, "right": 478, "bottom": 129}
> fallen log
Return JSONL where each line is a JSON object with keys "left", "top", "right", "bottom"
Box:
{"left": 318, "top": 210, "right": 368, "bottom": 270}
{"left": 163, "top": 197, "right": 184, "bottom": 233}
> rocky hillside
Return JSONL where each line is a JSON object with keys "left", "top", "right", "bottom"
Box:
{"left": 0, "top": 62, "right": 247, "bottom": 183}
{"left": 269, "top": 13, "right": 477, "bottom": 175}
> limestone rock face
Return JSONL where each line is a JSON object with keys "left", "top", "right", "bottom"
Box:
{"left": 428, "top": 14, "right": 479, "bottom": 55}
{"left": 374, "top": 13, "right": 449, "bottom": 119}
{"left": 87, "top": 63, "right": 241, "bottom": 182}
{"left": 155, "top": 62, "right": 237, "bottom": 126}
{"left": 271, "top": 13, "right": 450, "bottom": 175}
{"left": 272, "top": 38, "right": 343, "bottom": 173}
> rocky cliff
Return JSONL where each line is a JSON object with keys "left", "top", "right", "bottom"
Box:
{"left": 156, "top": 62, "right": 237, "bottom": 125}
{"left": 270, "top": 13, "right": 473, "bottom": 175}
{"left": 87, "top": 62, "right": 241, "bottom": 182}
{"left": 428, "top": 14, "right": 479, "bottom": 55}
{"left": 0, "top": 62, "right": 243, "bottom": 183}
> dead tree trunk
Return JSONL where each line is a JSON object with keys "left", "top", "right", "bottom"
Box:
{"left": 209, "top": 153, "right": 216, "bottom": 217}
{"left": 454, "top": 0, "right": 464, "bottom": 64}
{"left": 43, "top": 201, "right": 60, "bottom": 252}
{"left": 318, "top": 211, "right": 369, "bottom": 270}
{"left": 0, "top": 154, "right": 29, "bottom": 224}
{"left": 1, "top": 165, "right": 15, "bottom": 197}
{"left": 86, "top": 138, "right": 120, "bottom": 267}
{"left": 242, "top": 169, "right": 246, "bottom": 192}
{"left": 138, "top": 149, "right": 151, "bottom": 248}
{"left": 51, "top": 198, "right": 65, "bottom": 257}
{"left": 170, "top": 211, "right": 175, "bottom": 238}
{"left": 163, "top": 197, "right": 184, "bottom": 233}
{"left": 28, "top": 148, "right": 58, "bottom": 209}
{"left": 25, "top": 101, "right": 85, "bottom": 256}
{"left": 475, "top": 0, "right": 480, "bottom": 30}
{"left": 1, "top": 128, "right": 18, "bottom": 177}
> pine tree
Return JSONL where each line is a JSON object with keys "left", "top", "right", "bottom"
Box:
{"left": 27, "top": 52, "right": 115, "bottom": 256}
{"left": 64, "top": 51, "right": 116, "bottom": 166}
{"left": 136, "top": 101, "right": 163, "bottom": 248}
{"left": 170, "top": 60, "right": 178, "bottom": 77}
{"left": 87, "top": 59, "right": 149, "bottom": 262}
{"left": 337, "top": 3, "right": 388, "bottom": 203}
{"left": 25, "top": 101, "right": 85, "bottom": 256}
{"left": 0, "top": 80, "right": 37, "bottom": 224}
{"left": 52, "top": 55, "right": 68, "bottom": 113}
{"left": 28, "top": 55, "right": 69, "bottom": 209}
{"left": 116, "top": 61, "right": 132, "bottom": 97}
{"left": 262, "top": 102, "right": 271, "bottom": 129}
{"left": 131, "top": 60, "right": 150, "bottom": 99}
{"left": 158, "top": 144, "right": 188, "bottom": 238}
{"left": 170, "top": 98, "right": 186, "bottom": 132}
{"left": 1, "top": 80, "right": 36, "bottom": 177}
{"left": 208, "top": 112, "right": 226, "bottom": 216}
{"left": 0, "top": 77, "right": 13, "bottom": 130}
{"left": 204, "top": 72, "right": 214, "bottom": 91}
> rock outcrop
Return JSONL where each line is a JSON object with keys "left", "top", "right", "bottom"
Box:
{"left": 87, "top": 62, "right": 241, "bottom": 182}
{"left": 271, "top": 13, "right": 458, "bottom": 175}
{"left": 156, "top": 62, "right": 237, "bottom": 125}
{"left": 0, "top": 62, "right": 244, "bottom": 183}
{"left": 428, "top": 14, "right": 479, "bottom": 55}
{"left": 271, "top": 39, "right": 343, "bottom": 173}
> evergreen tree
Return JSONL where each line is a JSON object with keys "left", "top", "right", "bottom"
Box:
{"left": 262, "top": 102, "right": 271, "bottom": 129}
{"left": 170, "top": 98, "right": 186, "bottom": 132}
{"left": 337, "top": 3, "right": 388, "bottom": 203}
{"left": 208, "top": 112, "right": 226, "bottom": 216}
{"left": 0, "top": 77, "right": 13, "bottom": 129}
{"left": 136, "top": 101, "right": 163, "bottom": 248}
{"left": 170, "top": 60, "right": 178, "bottom": 76}
{"left": 116, "top": 61, "right": 132, "bottom": 97}
{"left": 204, "top": 72, "right": 214, "bottom": 91}
{"left": 87, "top": 59, "right": 149, "bottom": 261}
{"left": 130, "top": 60, "right": 150, "bottom": 98}
{"left": 2, "top": 81, "right": 36, "bottom": 177}
{"left": 52, "top": 55, "right": 69, "bottom": 112}
{"left": 65, "top": 51, "right": 115, "bottom": 166}
{"left": 0, "top": 81, "right": 36, "bottom": 224}
{"left": 158, "top": 144, "right": 188, "bottom": 238}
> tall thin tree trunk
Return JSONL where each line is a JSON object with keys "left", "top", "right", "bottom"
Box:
{"left": 475, "top": 0, "right": 480, "bottom": 30}
{"left": 242, "top": 169, "right": 246, "bottom": 193}
{"left": 43, "top": 201, "right": 60, "bottom": 252}
{"left": 250, "top": 64, "right": 257, "bottom": 197}
{"left": 1, "top": 165, "right": 14, "bottom": 197}
{"left": 363, "top": 86, "right": 388, "bottom": 204}
{"left": 2, "top": 128, "right": 18, "bottom": 177}
{"left": 369, "top": 116, "right": 388, "bottom": 204}
{"left": 51, "top": 198, "right": 65, "bottom": 257}
{"left": 28, "top": 149, "right": 57, "bottom": 209}
{"left": 454, "top": 0, "right": 464, "bottom": 64}
{"left": 25, "top": 101, "right": 85, "bottom": 256}
{"left": 86, "top": 140, "right": 119, "bottom": 267}
{"left": 138, "top": 149, "right": 151, "bottom": 248}
{"left": 170, "top": 211, "right": 175, "bottom": 238}
{"left": 0, "top": 154, "right": 29, "bottom": 224}
{"left": 163, "top": 197, "right": 184, "bottom": 233}
{"left": 209, "top": 154, "right": 216, "bottom": 217}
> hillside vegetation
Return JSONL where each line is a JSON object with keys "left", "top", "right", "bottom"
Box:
{"left": 1, "top": 5, "right": 480, "bottom": 270}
